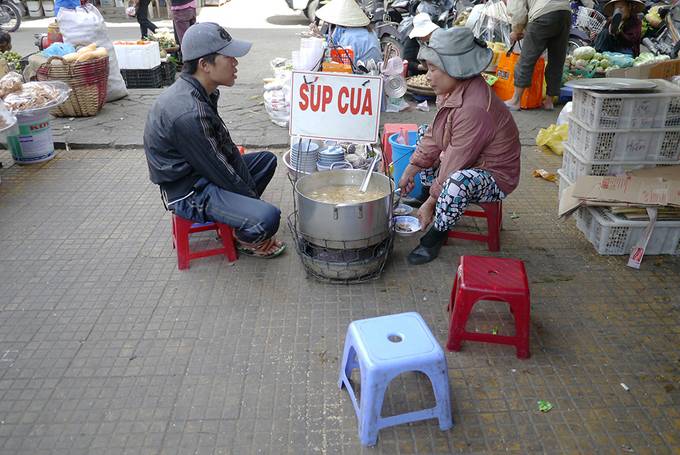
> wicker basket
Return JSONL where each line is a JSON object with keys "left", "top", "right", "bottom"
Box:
{"left": 36, "top": 56, "right": 109, "bottom": 117}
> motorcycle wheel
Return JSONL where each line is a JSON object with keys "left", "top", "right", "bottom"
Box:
{"left": 304, "top": 0, "right": 320, "bottom": 21}
{"left": 0, "top": 2, "right": 20, "bottom": 32}
{"left": 381, "top": 36, "right": 403, "bottom": 62}
{"left": 567, "top": 37, "right": 588, "bottom": 55}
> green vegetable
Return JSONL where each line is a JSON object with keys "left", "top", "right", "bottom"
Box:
{"left": 538, "top": 400, "right": 553, "bottom": 412}
{"left": 573, "top": 46, "right": 596, "bottom": 60}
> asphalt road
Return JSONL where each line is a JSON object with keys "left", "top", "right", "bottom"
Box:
{"left": 10, "top": 0, "right": 310, "bottom": 81}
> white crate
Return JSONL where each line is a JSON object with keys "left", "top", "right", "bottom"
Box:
{"left": 561, "top": 143, "right": 661, "bottom": 183}
{"left": 26, "top": 0, "right": 43, "bottom": 17}
{"left": 113, "top": 41, "right": 161, "bottom": 70}
{"left": 567, "top": 115, "right": 680, "bottom": 163}
{"left": 571, "top": 80, "right": 680, "bottom": 130}
{"left": 557, "top": 168, "right": 571, "bottom": 202}
{"left": 575, "top": 206, "right": 680, "bottom": 255}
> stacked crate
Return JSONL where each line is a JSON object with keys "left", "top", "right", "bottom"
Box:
{"left": 559, "top": 79, "right": 680, "bottom": 255}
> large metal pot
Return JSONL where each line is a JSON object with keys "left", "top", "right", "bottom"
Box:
{"left": 294, "top": 169, "right": 393, "bottom": 249}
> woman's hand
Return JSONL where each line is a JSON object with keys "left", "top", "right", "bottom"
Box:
{"left": 417, "top": 197, "right": 436, "bottom": 231}
{"left": 398, "top": 164, "right": 420, "bottom": 194}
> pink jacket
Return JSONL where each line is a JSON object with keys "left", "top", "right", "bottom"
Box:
{"left": 410, "top": 76, "right": 521, "bottom": 198}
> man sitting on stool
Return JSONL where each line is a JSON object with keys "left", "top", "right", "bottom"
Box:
{"left": 143, "top": 23, "right": 286, "bottom": 259}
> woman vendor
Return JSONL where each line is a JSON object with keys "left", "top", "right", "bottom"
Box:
{"left": 398, "top": 27, "right": 521, "bottom": 266}
{"left": 594, "top": 0, "right": 644, "bottom": 57}
{"left": 315, "top": 0, "right": 383, "bottom": 64}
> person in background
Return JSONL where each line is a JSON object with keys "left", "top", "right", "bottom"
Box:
{"left": 316, "top": 0, "right": 383, "bottom": 64}
{"left": 134, "top": 0, "right": 157, "bottom": 39}
{"left": 0, "top": 31, "right": 11, "bottom": 52}
{"left": 143, "top": 23, "right": 286, "bottom": 259}
{"left": 594, "top": 0, "right": 643, "bottom": 57}
{"left": 171, "top": 0, "right": 196, "bottom": 46}
{"left": 505, "top": 0, "right": 571, "bottom": 111}
{"left": 404, "top": 13, "right": 439, "bottom": 77}
{"left": 398, "top": 28, "right": 521, "bottom": 265}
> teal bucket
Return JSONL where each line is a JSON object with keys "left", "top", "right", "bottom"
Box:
{"left": 389, "top": 131, "right": 423, "bottom": 198}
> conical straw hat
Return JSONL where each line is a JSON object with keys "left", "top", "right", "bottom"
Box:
{"left": 316, "top": 0, "right": 370, "bottom": 27}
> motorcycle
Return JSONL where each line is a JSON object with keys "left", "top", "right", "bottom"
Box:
{"left": 568, "top": 2, "right": 607, "bottom": 54}
{"left": 284, "top": 0, "right": 330, "bottom": 21}
{"left": 642, "top": 3, "right": 680, "bottom": 58}
{"left": 0, "top": 0, "right": 21, "bottom": 32}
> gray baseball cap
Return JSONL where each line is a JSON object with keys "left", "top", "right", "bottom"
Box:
{"left": 181, "top": 22, "right": 252, "bottom": 61}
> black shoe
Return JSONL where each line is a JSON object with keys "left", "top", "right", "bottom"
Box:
{"left": 406, "top": 227, "right": 447, "bottom": 265}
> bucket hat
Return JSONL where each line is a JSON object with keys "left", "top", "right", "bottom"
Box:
{"left": 417, "top": 27, "right": 492, "bottom": 79}
{"left": 316, "top": 0, "right": 370, "bottom": 27}
{"left": 603, "top": 0, "right": 645, "bottom": 16}
{"left": 409, "top": 13, "right": 439, "bottom": 40}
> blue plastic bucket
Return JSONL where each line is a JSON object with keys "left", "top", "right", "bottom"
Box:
{"left": 389, "top": 131, "right": 422, "bottom": 198}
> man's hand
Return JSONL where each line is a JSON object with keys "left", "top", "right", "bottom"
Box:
{"left": 397, "top": 164, "right": 420, "bottom": 195}
{"left": 417, "top": 197, "right": 436, "bottom": 231}
{"left": 510, "top": 30, "right": 524, "bottom": 45}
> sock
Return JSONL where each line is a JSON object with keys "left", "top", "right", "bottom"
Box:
{"left": 420, "top": 226, "right": 447, "bottom": 248}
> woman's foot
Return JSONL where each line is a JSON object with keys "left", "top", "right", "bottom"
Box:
{"left": 504, "top": 100, "right": 521, "bottom": 111}
{"left": 237, "top": 237, "right": 286, "bottom": 258}
{"left": 406, "top": 227, "right": 448, "bottom": 265}
{"left": 543, "top": 97, "right": 554, "bottom": 111}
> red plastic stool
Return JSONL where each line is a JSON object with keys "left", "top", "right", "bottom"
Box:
{"left": 171, "top": 214, "right": 238, "bottom": 270}
{"left": 447, "top": 202, "right": 502, "bottom": 252}
{"left": 381, "top": 123, "right": 418, "bottom": 167}
{"left": 447, "top": 256, "right": 530, "bottom": 358}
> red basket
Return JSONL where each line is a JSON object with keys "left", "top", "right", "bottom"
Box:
{"left": 36, "top": 55, "right": 109, "bottom": 117}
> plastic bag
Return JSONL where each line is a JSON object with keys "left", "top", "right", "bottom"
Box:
{"left": 556, "top": 102, "right": 572, "bottom": 126}
{"left": 57, "top": 4, "right": 127, "bottom": 101}
{"left": 536, "top": 124, "right": 568, "bottom": 156}
{"left": 41, "top": 42, "right": 76, "bottom": 58}
{"left": 263, "top": 67, "right": 291, "bottom": 128}
{"left": 472, "top": 0, "right": 511, "bottom": 48}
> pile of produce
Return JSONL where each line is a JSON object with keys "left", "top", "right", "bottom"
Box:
{"left": 147, "top": 28, "right": 177, "bottom": 57}
{"left": 407, "top": 74, "right": 430, "bottom": 88}
{"left": 61, "top": 43, "right": 108, "bottom": 63}
{"left": 564, "top": 45, "right": 673, "bottom": 82}
{"left": 0, "top": 72, "right": 66, "bottom": 112}
{"left": 0, "top": 51, "right": 22, "bottom": 68}
{"left": 633, "top": 52, "right": 670, "bottom": 67}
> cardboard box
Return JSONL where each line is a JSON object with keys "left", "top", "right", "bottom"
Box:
{"left": 558, "top": 166, "right": 680, "bottom": 217}
{"left": 606, "top": 59, "right": 680, "bottom": 79}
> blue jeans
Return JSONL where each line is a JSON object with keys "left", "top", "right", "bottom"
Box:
{"left": 171, "top": 151, "right": 281, "bottom": 244}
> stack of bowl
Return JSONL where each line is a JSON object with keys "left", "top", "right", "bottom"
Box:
{"left": 290, "top": 139, "right": 319, "bottom": 174}
{"left": 317, "top": 145, "right": 351, "bottom": 171}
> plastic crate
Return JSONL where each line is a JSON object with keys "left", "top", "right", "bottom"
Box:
{"left": 557, "top": 168, "right": 571, "bottom": 202}
{"left": 561, "top": 143, "right": 660, "bottom": 183}
{"left": 571, "top": 80, "right": 680, "bottom": 130}
{"left": 574, "top": 7, "right": 606, "bottom": 37}
{"left": 160, "top": 61, "right": 176, "bottom": 86}
{"left": 120, "top": 65, "right": 163, "bottom": 89}
{"left": 575, "top": 206, "right": 680, "bottom": 255}
{"left": 567, "top": 115, "right": 680, "bottom": 162}
{"left": 113, "top": 41, "right": 161, "bottom": 70}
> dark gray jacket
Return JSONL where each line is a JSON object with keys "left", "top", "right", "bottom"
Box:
{"left": 143, "top": 74, "right": 257, "bottom": 205}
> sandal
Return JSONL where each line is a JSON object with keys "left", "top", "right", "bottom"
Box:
{"left": 237, "top": 238, "right": 287, "bottom": 259}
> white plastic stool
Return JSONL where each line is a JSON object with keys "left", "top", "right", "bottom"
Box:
{"left": 338, "top": 312, "right": 453, "bottom": 446}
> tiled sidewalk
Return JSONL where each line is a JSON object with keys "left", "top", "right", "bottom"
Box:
{"left": 0, "top": 143, "right": 678, "bottom": 454}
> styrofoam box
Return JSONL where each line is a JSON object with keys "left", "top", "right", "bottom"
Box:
{"left": 561, "top": 143, "right": 666, "bottom": 183}
{"left": 575, "top": 206, "right": 680, "bottom": 255}
{"left": 567, "top": 115, "right": 680, "bottom": 163}
{"left": 113, "top": 41, "right": 161, "bottom": 70}
{"left": 571, "top": 80, "right": 680, "bottom": 130}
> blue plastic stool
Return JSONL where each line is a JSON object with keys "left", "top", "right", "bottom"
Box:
{"left": 338, "top": 312, "right": 453, "bottom": 446}
{"left": 559, "top": 86, "right": 573, "bottom": 103}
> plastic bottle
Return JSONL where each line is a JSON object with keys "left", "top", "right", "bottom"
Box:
{"left": 395, "top": 127, "right": 406, "bottom": 145}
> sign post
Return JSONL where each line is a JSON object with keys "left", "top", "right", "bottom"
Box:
{"left": 289, "top": 71, "right": 383, "bottom": 143}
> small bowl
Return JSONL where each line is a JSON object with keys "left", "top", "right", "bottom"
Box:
{"left": 393, "top": 203, "right": 412, "bottom": 216}
{"left": 393, "top": 216, "right": 421, "bottom": 236}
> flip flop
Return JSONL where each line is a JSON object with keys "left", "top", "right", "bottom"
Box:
{"left": 237, "top": 239, "right": 287, "bottom": 259}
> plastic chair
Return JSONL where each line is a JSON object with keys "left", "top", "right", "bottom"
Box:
{"left": 447, "top": 256, "right": 530, "bottom": 359}
{"left": 338, "top": 312, "right": 453, "bottom": 446}
{"left": 447, "top": 201, "right": 502, "bottom": 252}
{"left": 171, "top": 214, "right": 237, "bottom": 270}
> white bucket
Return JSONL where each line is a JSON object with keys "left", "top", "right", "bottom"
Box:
{"left": 6, "top": 109, "right": 55, "bottom": 164}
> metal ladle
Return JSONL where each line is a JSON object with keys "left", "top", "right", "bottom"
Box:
{"left": 358, "top": 153, "right": 380, "bottom": 193}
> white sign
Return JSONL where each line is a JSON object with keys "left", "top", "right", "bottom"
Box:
{"left": 290, "top": 71, "right": 383, "bottom": 143}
